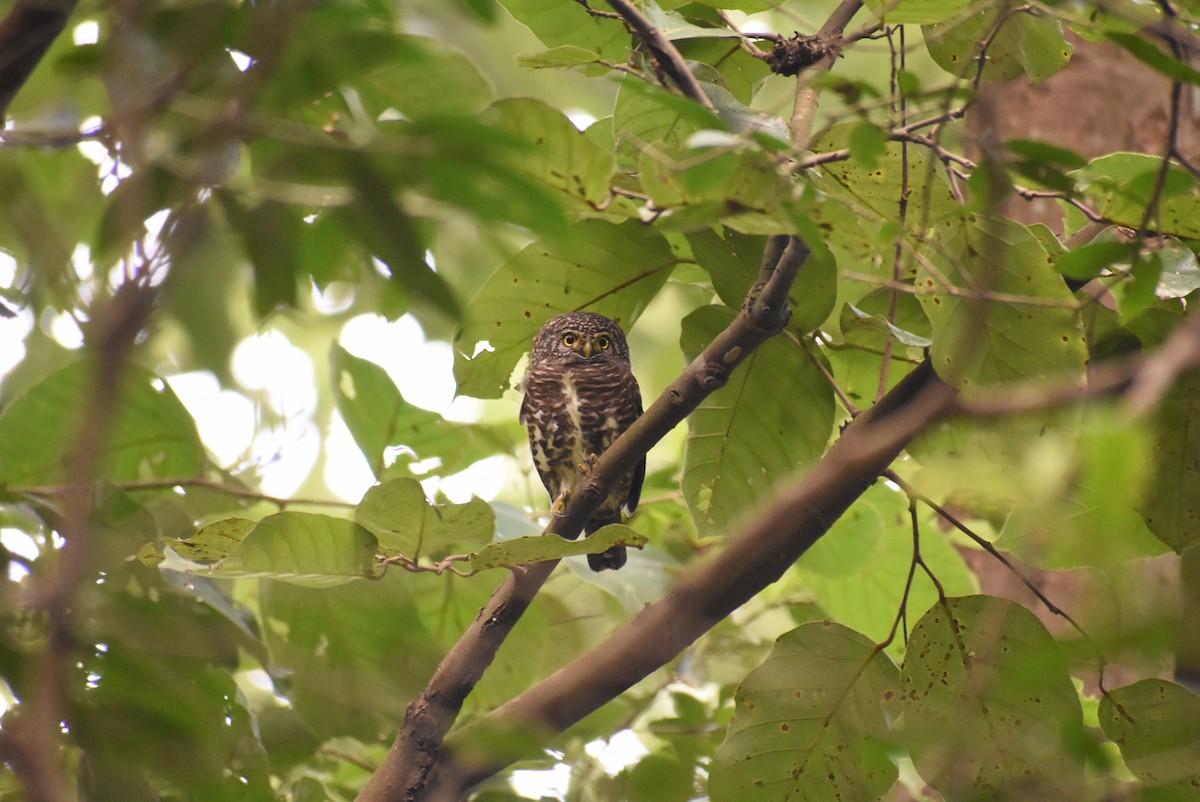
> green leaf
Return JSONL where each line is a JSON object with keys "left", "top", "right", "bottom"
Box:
{"left": 218, "top": 195, "right": 301, "bottom": 316}
{"left": 808, "top": 124, "right": 959, "bottom": 279}
{"left": 916, "top": 216, "right": 1087, "bottom": 389}
{"left": 516, "top": 45, "right": 604, "bottom": 69}
{"left": 901, "top": 596, "right": 1086, "bottom": 799}
{"left": 614, "top": 78, "right": 723, "bottom": 165}
{"left": 924, "top": 8, "right": 1072, "bottom": 84}
{"left": 996, "top": 409, "right": 1169, "bottom": 567}
{"left": 331, "top": 344, "right": 511, "bottom": 479}
{"left": 793, "top": 483, "right": 976, "bottom": 654}
{"left": 480, "top": 98, "right": 616, "bottom": 209}
{"left": 452, "top": 220, "right": 675, "bottom": 399}
{"left": 1073, "top": 154, "right": 1200, "bottom": 238}
{"left": 334, "top": 153, "right": 459, "bottom": 318}
{"left": 213, "top": 512, "right": 379, "bottom": 586}
{"left": 499, "top": 0, "right": 630, "bottom": 61}
{"left": 1116, "top": 253, "right": 1165, "bottom": 321}
{"left": 1055, "top": 238, "right": 1138, "bottom": 281}
{"left": 356, "top": 477, "right": 494, "bottom": 559}
{"left": 358, "top": 34, "right": 493, "bottom": 118}
{"left": 261, "top": 575, "right": 445, "bottom": 739}
{"left": 0, "top": 151, "right": 105, "bottom": 307}
{"left": 1139, "top": 372, "right": 1200, "bottom": 552}
{"left": 848, "top": 122, "right": 888, "bottom": 168}
{"left": 681, "top": 306, "right": 834, "bottom": 536}
{"left": 865, "top": 0, "right": 970, "bottom": 25}
{"left": 167, "top": 517, "right": 256, "bottom": 563}
{"left": 841, "top": 301, "right": 932, "bottom": 348}
{"left": 709, "top": 622, "right": 899, "bottom": 801}
{"left": 1099, "top": 680, "right": 1200, "bottom": 795}
{"left": 685, "top": 228, "right": 766, "bottom": 309}
{"left": 468, "top": 525, "right": 647, "bottom": 571}
{"left": 0, "top": 361, "right": 204, "bottom": 486}
{"left": 1106, "top": 32, "right": 1200, "bottom": 87}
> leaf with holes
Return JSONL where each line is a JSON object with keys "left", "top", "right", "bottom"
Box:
{"left": 1138, "top": 372, "right": 1200, "bottom": 552}
{"left": 452, "top": 220, "right": 674, "bottom": 399}
{"left": 1070, "top": 154, "right": 1200, "bottom": 239}
{"left": 924, "top": 8, "right": 1072, "bottom": 84}
{"left": 916, "top": 216, "right": 1087, "bottom": 389}
{"left": 480, "top": 98, "right": 616, "bottom": 210}
{"left": 680, "top": 305, "right": 834, "bottom": 536}
{"left": 709, "top": 621, "right": 899, "bottom": 801}
{"left": 332, "top": 344, "right": 511, "bottom": 479}
{"left": 901, "top": 596, "right": 1086, "bottom": 799}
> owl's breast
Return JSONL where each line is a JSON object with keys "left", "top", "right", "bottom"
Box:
{"left": 521, "top": 361, "right": 638, "bottom": 496}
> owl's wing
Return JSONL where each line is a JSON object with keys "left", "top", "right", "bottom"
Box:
{"left": 624, "top": 455, "right": 645, "bottom": 517}
{"left": 622, "top": 389, "right": 645, "bottom": 516}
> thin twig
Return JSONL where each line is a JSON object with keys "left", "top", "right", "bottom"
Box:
{"left": 884, "top": 471, "right": 1091, "bottom": 638}
{"left": 11, "top": 476, "right": 358, "bottom": 510}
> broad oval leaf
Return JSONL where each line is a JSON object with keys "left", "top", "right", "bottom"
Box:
{"left": 681, "top": 305, "right": 834, "bottom": 536}
{"left": 468, "top": 524, "right": 646, "bottom": 572}
{"left": 452, "top": 220, "right": 675, "bottom": 399}
{"left": 331, "top": 344, "right": 511, "bottom": 480}
{"left": 709, "top": 621, "right": 900, "bottom": 802}
{"left": 916, "top": 216, "right": 1087, "bottom": 389}
{"left": 0, "top": 360, "right": 204, "bottom": 486}
{"left": 498, "top": 0, "right": 630, "bottom": 62}
{"left": 1071, "top": 154, "right": 1200, "bottom": 239}
{"left": 924, "top": 8, "right": 1072, "bottom": 84}
{"left": 1138, "top": 372, "right": 1200, "bottom": 552}
{"left": 355, "top": 477, "right": 495, "bottom": 559}
{"left": 794, "top": 483, "right": 977, "bottom": 655}
{"left": 1099, "top": 679, "right": 1200, "bottom": 794}
{"left": 479, "top": 97, "right": 616, "bottom": 210}
{"left": 214, "top": 512, "right": 378, "bottom": 587}
{"left": 167, "top": 517, "right": 256, "bottom": 563}
{"left": 901, "top": 596, "right": 1086, "bottom": 799}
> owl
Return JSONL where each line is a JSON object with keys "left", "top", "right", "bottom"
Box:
{"left": 520, "top": 312, "right": 645, "bottom": 571}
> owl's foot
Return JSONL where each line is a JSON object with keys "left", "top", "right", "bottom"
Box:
{"left": 577, "top": 453, "right": 600, "bottom": 474}
{"left": 550, "top": 488, "right": 571, "bottom": 518}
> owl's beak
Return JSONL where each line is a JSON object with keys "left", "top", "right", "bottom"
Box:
{"left": 581, "top": 339, "right": 594, "bottom": 358}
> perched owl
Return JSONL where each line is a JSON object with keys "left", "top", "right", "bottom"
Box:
{"left": 520, "top": 312, "right": 645, "bottom": 571}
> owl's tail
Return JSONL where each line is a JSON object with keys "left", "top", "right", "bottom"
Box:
{"left": 587, "top": 546, "right": 626, "bottom": 572}
{"left": 585, "top": 515, "right": 626, "bottom": 571}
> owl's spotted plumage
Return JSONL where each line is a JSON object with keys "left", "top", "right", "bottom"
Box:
{"left": 520, "top": 312, "right": 644, "bottom": 571}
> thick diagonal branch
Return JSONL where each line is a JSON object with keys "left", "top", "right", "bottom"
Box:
{"left": 425, "top": 360, "right": 955, "bottom": 798}
{"left": 354, "top": 236, "right": 809, "bottom": 802}
{"left": 0, "top": 0, "right": 78, "bottom": 119}
{"left": 604, "top": 0, "right": 718, "bottom": 113}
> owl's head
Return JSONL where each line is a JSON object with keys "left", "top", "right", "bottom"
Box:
{"left": 532, "top": 312, "right": 631, "bottom": 365}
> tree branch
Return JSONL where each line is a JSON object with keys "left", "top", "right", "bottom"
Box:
{"left": 6, "top": 216, "right": 169, "bottom": 802}
{"left": 603, "top": 0, "right": 718, "bottom": 114}
{"left": 0, "top": 0, "right": 78, "bottom": 119}
{"left": 789, "top": 0, "right": 863, "bottom": 150}
{"left": 355, "top": 237, "right": 810, "bottom": 802}
{"left": 425, "top": 360, "right": 956, "bottom": 798}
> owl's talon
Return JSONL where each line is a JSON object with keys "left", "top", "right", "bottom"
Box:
{"left": 550, "top": 489, "right": 571, "bottom": 518}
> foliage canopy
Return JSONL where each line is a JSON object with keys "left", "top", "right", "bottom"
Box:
{"left": 1, "top": 0, "right": 1199, "bottom": 799}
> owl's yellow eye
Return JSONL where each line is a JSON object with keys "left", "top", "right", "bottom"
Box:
{"left": 562, "top": 333, "right": 578, "bottom": 347}
{"left": 597, "top": 335, "right": 610, "bottom": 350}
